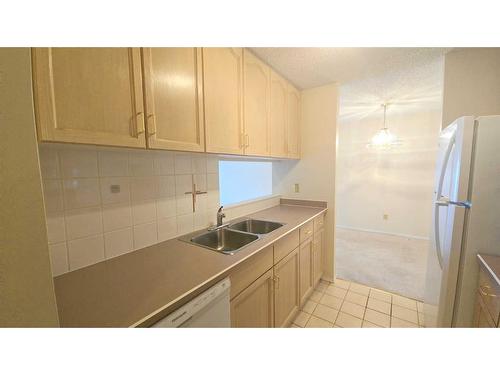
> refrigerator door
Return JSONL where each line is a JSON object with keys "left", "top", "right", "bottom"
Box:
{"left": 423, "top": 116, "right": 474, "bottom": 327}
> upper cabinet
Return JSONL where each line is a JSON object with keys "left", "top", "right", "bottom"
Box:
{"left": 287, "top": 83, "right": 301, "bottom": 159}
{"left": 142, "top": 48, "right": 205, "bottom": 152}
{"left": 269, "top": 70, "right": 288, "bottom": 158}
{"left": 32, "top": 48, "right": 146, "bottom": 148}
{"left": 203, "top": 48, "right": 244, "bottom": 155}
{"left": 243, "top": 50, "right": 270, "bottom": 157}
{"left": 32, "top": 48, "right": 300, "bottom": 159}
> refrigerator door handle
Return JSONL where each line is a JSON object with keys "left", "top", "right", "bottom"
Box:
{"left": 435, "top": 196, "right": 472, "bottom": 209}
{"left": 433, "top": 202, "right": 445, "bottom": 270}
{"left": 433, "top": 131, "right": 457, "bottom": 271}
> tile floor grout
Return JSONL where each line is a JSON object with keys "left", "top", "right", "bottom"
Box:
{"left": 292, "top": 278, "right": 424, "bottom": 328}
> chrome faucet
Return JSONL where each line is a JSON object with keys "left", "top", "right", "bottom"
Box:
{"left": 217, "top": 206, "right": 226, "bottom": 227}
{"left": 208, "top": 206, "right": 227, "bottom": 231}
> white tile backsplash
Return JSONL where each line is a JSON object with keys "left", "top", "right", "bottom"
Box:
{"left": 99, "top": 177, "right": 130, "bottom": 204}
{"left": 68, "top": 234, "right": 105, "bottom": 270}
{"left": 98, "top": 149, "right": 129, "bottom": 177}
{"left": 104, "top": 228, "right": 134, "bottom": 258}
{"left": 132, "top": 200, "right": 157, "bottom": 225}
{"left": 174, "top": 153, "right": 193, "bottom": 174}
{"left": 177, "top": 213, "right": 194, "bottom": 235}
{"left": 60, "top": 147, "right": 98, "bottom": 178}
{"left": 39, "top": 144, "right": 279, "bottom": 276}
{"left": 154, "top": 152, "right": 175, "bottom": 176}
{"left": 39, "top": 146, "right": 60, "bottom": 179}
{"left": 63, "top": 178, "right": 101, "bottom": 209}
{"left": 42, "top": 179, "right": 64, "bottom": 213}
{"left": 48, "top": 242, "right": 68, "bottom": 276}
{"left": 158, "top": 176, "right": 176, "bottom": 198}
{"left": 157, "top": 217, "right": 177, "bottom": 242}
{"left": 175, "top": 174, "right": 192, "bottom": 196}
{"left": 130, "top": 176, "right": 159, "bottom": 201}
{"left": 46, "top": 213, "right": 66, "bottom": 244}
{"left": 129, "top": 151, "right": 155, "bottom": 176}
{"left": 64, "top": 207, "right": 103, "bottom": 240}
{"left": 156, "top": 197, "right": 176, "bottom": 219}
{"left": 192, "top": 154, "right": 207, "bottom": 174}
{"left": 102, "top": 203, "right": 133, "bottom": 232}
{"left": 133, "top": 222, "right": 157, "bottom": 250}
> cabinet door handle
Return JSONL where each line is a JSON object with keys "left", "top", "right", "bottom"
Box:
{"left": 147, "top": 113, "right": 156, "bottom": 136}
{"left": 245, "top": 134, "right": 250, "bottom": 147}
{"left": 135, "top": 112, "right": 145, "bottom": 136}
{"left": 274, "top": 275, "right": 280, "bottom": 290}
{"left": 240, "top": 133, "right": 245, "bottom": 149}
{"left": 479, "top": 285, "right": 498, "bottom": 297}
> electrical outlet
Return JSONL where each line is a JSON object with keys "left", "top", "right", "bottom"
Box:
{"left": 110, "top": 185, "right": 121, "bottom": 193}
{"left": 294, "top": 183, "right": 300, "bottom": 193}
{"left": 383, "top": 214, "right": 389, "bottom": 220}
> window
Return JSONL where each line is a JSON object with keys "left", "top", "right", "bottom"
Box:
{"left": 219, "top": 161, "right": 273, "bottom": 206}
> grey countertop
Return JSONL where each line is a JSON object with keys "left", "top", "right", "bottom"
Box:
{"left": 53, "top": 202, "right": 327, "bottom": 327}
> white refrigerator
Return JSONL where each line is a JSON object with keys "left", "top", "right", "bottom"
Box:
{"left": 424, "top": 115, "right": 500, "bottom": 327}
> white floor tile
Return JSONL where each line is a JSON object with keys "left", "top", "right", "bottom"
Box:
{"left": 392, "top": 304, "right": 419, "bottom": 324}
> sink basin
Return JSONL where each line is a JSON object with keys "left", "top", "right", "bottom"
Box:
{"left": 188, "top": 228, "right": 259, "bottom": 254}
{"left": 229, "top": 219, "right": 284, "bottom": 235}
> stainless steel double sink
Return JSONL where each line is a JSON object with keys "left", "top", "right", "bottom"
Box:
{"left": 179, "top": 218, "right": 285, "bottom": 255}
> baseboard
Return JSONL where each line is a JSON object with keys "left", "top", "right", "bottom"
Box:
{"left": 335, "top": 225, "right": 429, "bottom": 241}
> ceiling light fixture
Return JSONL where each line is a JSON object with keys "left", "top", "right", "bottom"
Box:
{"left": 367, "top": 103, "right": 402, "bottom": 150}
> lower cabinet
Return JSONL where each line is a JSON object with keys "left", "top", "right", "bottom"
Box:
{"left": 229, "top": 215, "right": 327, "bottom": 328}
{"left": 231, "top": 269, "right": 275, "bottom": 328}
{"left": 274, "top": 248, "right": 300, "bottom": 327}
{"left": 299, "top": 237, "right": 314, "bottom": 306}
{"left": 313, "top": 227, "right": 324, "bottom": 286}
{"left": 474, "top": 293, "right": 496, "bottom": 328}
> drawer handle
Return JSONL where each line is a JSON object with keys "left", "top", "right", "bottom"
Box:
{"left": 479, "top": 285, "right": 498, "bottom": 297}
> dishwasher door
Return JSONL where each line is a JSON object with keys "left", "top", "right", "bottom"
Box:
{"left": 152, "top": 278, "right": 231, "bottom": 328}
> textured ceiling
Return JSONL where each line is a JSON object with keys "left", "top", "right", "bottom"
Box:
{"left": 250, "top": 48, "right": 450, "bottom": 89}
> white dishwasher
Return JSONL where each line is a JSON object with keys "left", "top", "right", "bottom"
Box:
{"left": 152, "top": 278, "right": 231, "bottom": 328}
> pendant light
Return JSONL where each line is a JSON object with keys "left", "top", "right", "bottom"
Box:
{"left": 367, "top": 103, "right": 402, "bottom": 150}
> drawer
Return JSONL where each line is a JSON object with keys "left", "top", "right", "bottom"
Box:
{"left": 314, "top": 213, "right": 325, "bottom": 232}
{"left": 478, "top": 267, "right": 500, "bottom": 326}
{"left": 230, "top": 245, "right": 273, "bottom": 299}
{"left": 273, "top": 229, "right": 299, "bottom": 264}
{"left": 299, "top": 220, "right": 314, "bottom": 243}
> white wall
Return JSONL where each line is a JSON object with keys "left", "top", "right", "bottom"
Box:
{"left": 336, "top": 58, "right": 443, "bottom": 239}
{"left": 442, "top": 48, "right": 500, "bottom": 126}
{"left": 273, "top": 83, "right": 338, "bottom": 280}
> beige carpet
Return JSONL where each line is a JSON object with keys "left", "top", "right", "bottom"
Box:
{"left": 335, "top": 227, "right": 428, "bottom": 301}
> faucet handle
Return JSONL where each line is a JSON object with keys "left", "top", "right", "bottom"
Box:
{"left": 217, "top": 206, "right": 224, "bottom": 213}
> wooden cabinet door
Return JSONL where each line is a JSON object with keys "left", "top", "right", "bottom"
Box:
{"left": 243, "top": 50, "right": 270, "bottom": 156}
{"left": 299, "top": 237, "right": 314, "bottom": 305}
{"left": 32, "top": 48, "right": 146, "bottom": 148}
{"left": 287, "top": 84, "right": 301, "bottom": 159}
{"left": 269, "top": 70, "right": 288, "bottom": 158}
{"left": 274, "top": 247, "right": 300, "bottom": 327}
{"left": 142, "top": 48, "right": 205, "bottom": 152}
{"left": 313, "top": 228, "right": 325, "bottom": 286}
{"left": 230, "top": 269, "right": 274, "bottom": 328}
{"left": 203, "top": 48, "right": 244, "bottom": 155}
{"left": 474, "top": 293, "right": 496, "bottom": 328}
